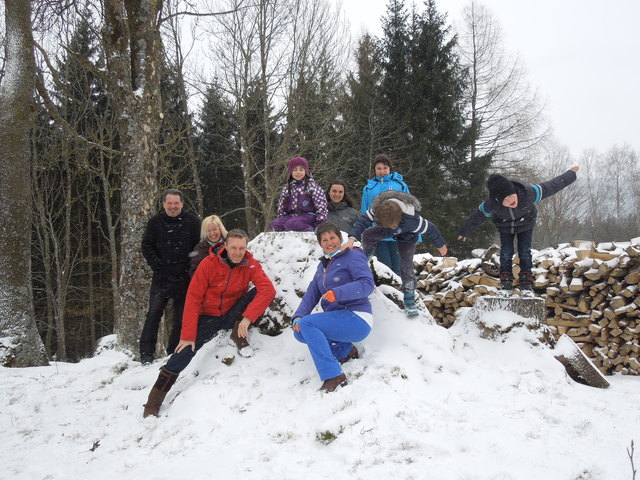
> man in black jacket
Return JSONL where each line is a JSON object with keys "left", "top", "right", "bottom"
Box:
{"left": 458, "top": 166, "right": 579, "bottom": 296}
{"left": 140, "top": 189, "right": 201, "bottom": 364}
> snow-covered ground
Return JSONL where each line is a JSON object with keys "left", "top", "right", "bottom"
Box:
{"left": 1, "top": 233, "right": 638, "bottom": 480}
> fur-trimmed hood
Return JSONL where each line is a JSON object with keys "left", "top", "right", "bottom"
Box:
{"left": 370, "top": 190, "right": 421, "bottom": 214}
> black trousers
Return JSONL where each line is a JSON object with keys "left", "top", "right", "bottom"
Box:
{"left": 139, "top": 284, "right": 187, "bottom": 358}
{"left": 164, "top": 288, "right": 257, "bottom": 374}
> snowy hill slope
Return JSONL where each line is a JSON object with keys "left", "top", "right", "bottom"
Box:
{"left": 1, "top": 233, "right": 639, "bottom": 480}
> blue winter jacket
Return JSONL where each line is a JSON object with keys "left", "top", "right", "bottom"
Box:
{"left": 459, "top": 170, "right": 577, "bottom": 236}
{"left": 293, "top": 248, "right": 374, "bottom": 319}
{"left": 361, "top": 172, "right": 409, "bottom": 214}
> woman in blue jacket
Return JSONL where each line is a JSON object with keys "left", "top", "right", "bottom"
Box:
{"left": 360, "top": 154, "right": 409, "bottom": 274}
{"left": 292, "top": 222, "right": 375, "bottom": 393}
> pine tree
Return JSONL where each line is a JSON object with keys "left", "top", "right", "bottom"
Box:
{"left": 376, "top": 0, "right": 492, "bottom": 255}
{"left": 339, "top": 34, "right": 389, "bottom": 194}
{"left": 194, "top": 83, "right": 245, "bottom": 229}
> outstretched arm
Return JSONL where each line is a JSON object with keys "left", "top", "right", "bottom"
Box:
{"left": 531, "top": 168, "right": 578, "bottom": 203}
{"left": 458, "top": 201, "right": 493, "bottom": 239}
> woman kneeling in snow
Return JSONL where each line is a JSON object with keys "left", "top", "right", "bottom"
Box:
{"left": 291, "top": 222, "right": 374, "bottom": 392}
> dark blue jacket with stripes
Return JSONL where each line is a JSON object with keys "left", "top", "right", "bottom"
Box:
{"left": 349, "top": 191, "right": 446, "bottom": 247}
{"left": 458, "top": 169, "right": 577, "bottom": 236}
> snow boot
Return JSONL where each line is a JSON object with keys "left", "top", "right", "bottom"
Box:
{"left": 320, "top": 373, "right": 347, "bottom": 393}
{"left": 140, "top": 354, "right": 154, "bottom": 366}
{"left": 403, "top": 291, "right": 419, "bottom": 317}
{"left": 497, "top": 272, "right": 514, "bottom": 297}
{"left": 519, "top": 271, "right": 534, "bottom": 297}
{"left": 339, "top": 345, "right": 359, "bottom": 365}
{"left": 143, "top": 367, "right": 178, "bottom": 418}
{"left": 230, "top": 320, "right": 254, "bottom": 357}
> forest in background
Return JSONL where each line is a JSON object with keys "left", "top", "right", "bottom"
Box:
{"left": 0, "top": 0, "right": 638, "bottom": 363}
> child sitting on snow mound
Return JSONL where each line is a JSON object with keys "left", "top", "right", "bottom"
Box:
{"left": 345, "top": 191, "right": 448, "bottom": 317}
{"left": 458, "top": 166, "right": 579, "bottom": 296}
{"left": 269, "top": 156, "right": 328, "bottom": 232}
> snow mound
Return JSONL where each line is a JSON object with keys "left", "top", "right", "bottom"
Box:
{"left": 1, "top": 232, "right": 639, "bottom": 479}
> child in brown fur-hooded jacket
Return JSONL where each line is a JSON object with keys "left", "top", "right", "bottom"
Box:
{"left": 345, "top": 191, "right": 448, "bottom": 316}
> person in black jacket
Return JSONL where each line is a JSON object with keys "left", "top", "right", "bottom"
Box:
{"left": 140, "top": 189, "right": 201, "bottom": 365}
{"left": 458, "top": 166, "right": 579, "bottom": 295}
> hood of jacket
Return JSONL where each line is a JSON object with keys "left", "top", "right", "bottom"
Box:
{"left": 370, "top": 190, "right": 421, "bottom": 213}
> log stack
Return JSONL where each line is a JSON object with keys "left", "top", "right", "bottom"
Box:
{"left": 416, "top": 238, "right": 640, "bottom": 376}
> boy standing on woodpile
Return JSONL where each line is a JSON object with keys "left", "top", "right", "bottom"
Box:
{"left": 458, "top": 166, "right": 580, "bottom": 296}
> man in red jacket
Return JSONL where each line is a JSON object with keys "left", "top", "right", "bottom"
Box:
{"left": 143, "top": 229, "right": 276, "bottom": 418}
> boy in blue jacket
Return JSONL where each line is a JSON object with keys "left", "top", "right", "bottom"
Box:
{"left": 458, "top": 166, "right": 579, "bottom": 296}
{"left": 346, "top": 191, "right": 448, "bottom": 317}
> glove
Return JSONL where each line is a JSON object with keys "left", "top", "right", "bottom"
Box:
{"left": 323, "top": 290, "right": 336, "bottom": 303}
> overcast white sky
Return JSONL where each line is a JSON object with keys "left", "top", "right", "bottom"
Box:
{"left": 340, "top": 0, "right": 640, "bottom": 156}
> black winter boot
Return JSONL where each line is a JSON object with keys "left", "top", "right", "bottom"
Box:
{"left": 519, "top": 271, "right": 534, "bottom": 296}
{"left": 143, "top": 367, "right": 178, "bottom": 418}
{"left": 498, "top": 272, "right": 514, "bottom": 297}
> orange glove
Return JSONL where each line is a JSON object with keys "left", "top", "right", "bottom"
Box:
{"left": 323, "top": 290, "right": 336, "bottom": 302}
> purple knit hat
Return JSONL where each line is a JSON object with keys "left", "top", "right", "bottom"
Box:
{"left": 287, "top": 156, "right": 310, "bottom": 178}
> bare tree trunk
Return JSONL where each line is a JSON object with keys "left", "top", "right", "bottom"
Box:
{"left": 103, "top": 0, "right": 164, "bottom": 355}
{"left": 0, "top": 0, "right": 48, "bottom": 367}
{"left": 97, "top": 147, "right": 121, "bottom": 330}
{"left": 87, "top": 188, "right": 96, "bottom": 348}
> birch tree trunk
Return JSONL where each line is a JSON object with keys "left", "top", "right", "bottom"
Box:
{"left": 0, "top": 0, "right": 48, "bottom": 367}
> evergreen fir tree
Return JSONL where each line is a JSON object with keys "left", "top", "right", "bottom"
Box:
{"left": 339, "top": 34, "right": 388, "bottom": 195}
{"left": 375, "top": 0, "right": 491, "bottom": 255}
{"left": 194, "top": 83, "right": 245, "bottom": 228}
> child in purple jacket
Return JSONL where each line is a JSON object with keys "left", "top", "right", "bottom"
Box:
{"left": 269, "top": 156, "right": 328, "bottom": 232}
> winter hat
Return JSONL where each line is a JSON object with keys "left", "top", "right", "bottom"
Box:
{"left": 487, "top": 174, "right": 516, "bottom": 203}
{"left": 287, "top": 156, "right": 310, "bottom": 178}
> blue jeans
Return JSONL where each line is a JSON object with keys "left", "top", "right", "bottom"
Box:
{"left": 164, "top": 288, "right": 257, "bottom": 374}
{"left": 499, "top": 229, "right": 533, "bottom": 277}
{"left": 294, "top": 310, "right": 371, "bottom": 381}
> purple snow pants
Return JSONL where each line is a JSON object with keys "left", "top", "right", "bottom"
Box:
{"left": 269, "top": 213, "right": 316, "bottom": 232}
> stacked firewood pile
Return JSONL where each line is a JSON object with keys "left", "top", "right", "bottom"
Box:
{"left": 416, "top": 238, "right": 640, "bottom": 375}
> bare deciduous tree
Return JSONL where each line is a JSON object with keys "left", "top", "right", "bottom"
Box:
{"left": 528, "top": 139, "right": 584, "bottom": 247}
{"left": 207, "top": 0, "right": 349, "bottom": 235}
{"left": 0, "top": 0, "right": 48, "bottom": 367}
{"left": 457, "top": 1, "right": 548, "bottom": 172}
{"left": 102, "top": 0, "right": 165, "bottom": 355}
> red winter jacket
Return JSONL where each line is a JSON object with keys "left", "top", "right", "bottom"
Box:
{"left": 180, "top": 248, "right": 276, "bottom": 341}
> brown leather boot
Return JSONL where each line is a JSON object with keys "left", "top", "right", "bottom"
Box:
{"left": 143, "top": 367, "right": 178, "bottom": 418}
{"left": 230, "top": 320, "right": 253, "bottom": 357}
{"left": 320, "top": 373, "right": 347, "bottom": 393}
{"left": 339, "top": 345, "right": 359, "bottom": 365}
